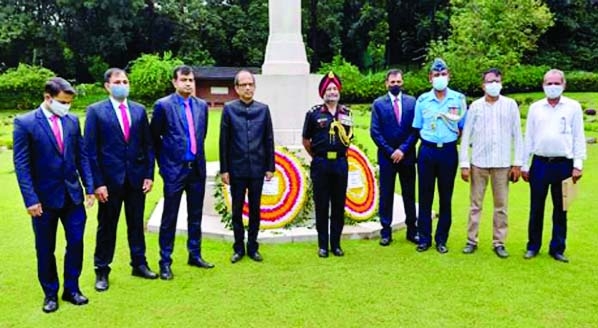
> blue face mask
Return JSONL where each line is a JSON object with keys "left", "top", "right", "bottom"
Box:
{"left": 432, "top": 75, "right": 448, "bottom": 91}
{"left": 484, "top": 82, "right": 502, "bottom": 97}
{"left": 110, "top": 85, "right": 130, "bottom": 100}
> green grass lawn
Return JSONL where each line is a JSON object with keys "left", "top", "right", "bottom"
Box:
{"left": 0, "top": 94, "right": 597, "bottom": 327}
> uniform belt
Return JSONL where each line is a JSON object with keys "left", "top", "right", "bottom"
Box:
{"left": 420, "top": 139, "right": 457, "bottom": 148}
{"left": 315, "top": 151, "right": 347, "bottom": 159}
{"left": 534, "top": 155, "right": 570, "bottom": 163}
{"left": 183, "top": 161, "right": 195, "bottom": 169}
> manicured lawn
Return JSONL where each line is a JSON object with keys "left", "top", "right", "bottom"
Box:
{"left": 0, "top": 93, "right": 597, "bottom": 327}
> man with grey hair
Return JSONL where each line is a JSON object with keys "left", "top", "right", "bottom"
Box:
{"left": 220, "top": 69, "right": 275, "bottom": 263}
{"left": 521, "top": 69, "right": 586, "bottom": 263}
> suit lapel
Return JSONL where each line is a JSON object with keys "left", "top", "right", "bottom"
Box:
{"left": 35, "top": 108, "right": 62, "bottom": 155}
{"left": 104, "top": 100, "right": 126, "bottom": 142}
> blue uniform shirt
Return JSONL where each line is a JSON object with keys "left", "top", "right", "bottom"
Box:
{"left": 412, "top": 88, "right": 467, "bottom": 144}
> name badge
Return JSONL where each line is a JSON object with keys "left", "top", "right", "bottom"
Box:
{"left": 327, "top": 152, "right": 337, "bottom": 160}
{"left": 338, "top": 114, "right": 352, "bottom": 126}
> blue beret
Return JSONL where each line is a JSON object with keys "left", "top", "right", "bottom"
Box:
{"left": 430, "top": 58, "right": 448, "bottom": 72}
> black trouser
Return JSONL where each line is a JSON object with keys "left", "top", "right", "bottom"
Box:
{"left": 94, "top": 180, "right": 147, "bottom": 274}
{"left": 310, "top": 156, "right": 348, "bottom": 250}
{"left": 377, "top": 150, "right": 417, "bottom": 240}
{"left": 527, "top": 156, "right": 573, "bottom": 254}
{"left": 159, "top": 167, "right": 205, "bottom": 267}
{"left": 230, "top": 177, "right": 264, "bottom": 255}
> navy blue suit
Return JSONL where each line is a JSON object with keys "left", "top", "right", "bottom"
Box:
{"left": 13, "top": 108, "right": 93, "bottom": 298}
{"left": 370, "top": 93, "right": 418, "bottom": 240}
{"left": 84, "top": 99, "right": 155, "bottom": 273}
{"left": 150, "top": 93, "right": 208, "bottom": 266}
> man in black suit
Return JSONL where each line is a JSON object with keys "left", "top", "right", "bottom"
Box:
{"left": 84, "top": 68, "right": 158, "bottom": 292}
{"left": 13, "top": 77, "right": 95, "bottom": 313}
{"left": 150, "top": 65, "right": 214, "bottom": 280}
{"left": 370, "top": 69, "right": 419, "bottom": 246}
{"left": 219, "top": 69, "right": 275, "bottom": 264}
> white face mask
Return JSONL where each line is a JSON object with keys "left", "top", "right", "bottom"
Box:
{"left": 543, "top": 85, "right": 564, "bottom": 99}
{"left": 432, "top": 75, "right": 448, "bottom": 91}
{"left": 49, "top": 99, "right": 71, "bottom": 117}
{"left": 484, "top": 82, "right": 502, "bottom": 97}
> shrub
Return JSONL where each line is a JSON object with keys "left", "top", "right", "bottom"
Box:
{"left": 0, "top": 64, "right": 56, "bottom": 110}
{"left": 128, "top": 52, "right": 183, "bottom": 104}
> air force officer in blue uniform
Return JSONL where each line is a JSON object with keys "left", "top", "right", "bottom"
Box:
{"left": 412, "top": 59, "right": 467, "bottom": 254}
{"left": 13, "top": 77, "right": 94, "bottom": 313}
{"left": 370, "top": 69, "right": 419, "bottom": 247}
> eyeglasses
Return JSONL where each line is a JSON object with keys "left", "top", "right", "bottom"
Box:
{"left": 237, "top": 83, "right": 254, "bottom": 88}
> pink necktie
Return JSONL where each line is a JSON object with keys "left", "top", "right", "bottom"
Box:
{"left": 393, "top": 97, "right": 401, "bottom": 125}
{"left": 50, "top": 115, "right": 63, "bottom": 154}
{"left": 119, "top": 103, "right": 130, "bottom": 142}
{"left": 184, "top": 100, "right": 197, "bottom": 155}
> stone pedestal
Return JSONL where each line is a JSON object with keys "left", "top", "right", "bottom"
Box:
{"left": 253, "top": 74, "right": 322, "bottom": 146}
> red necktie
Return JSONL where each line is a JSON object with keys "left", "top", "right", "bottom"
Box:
{"left": 393, "top": 97, "right": 401, "bottom": 125}
{"left": 50, "top": 115, "right": 63, "bottom": 154}
{"left": 184, "top": 100, "right": 197, "bottom": 155}
{"left": 119, "top": 103, "right": 130, "bottom": 142}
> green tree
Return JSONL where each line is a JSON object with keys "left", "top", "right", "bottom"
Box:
{"left": 531, "top": 0, "right": 598, "bottom": 71}
{"left": 427, "top": 0, "right": 554, "bottom": 93}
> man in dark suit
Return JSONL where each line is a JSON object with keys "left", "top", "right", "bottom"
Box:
{"left": 219, "top": 69, "right": 275, "bottom": 264}
{"left": 150, "top": 65, "right": 214, "bottom": 280}
{"left": 13, "top": 77, "right": 95, "bottom": 313}
{"left": 370, "top": 69, "right": 419, "bottom": 247}
{"left": 84, "top": 68, "right": 158, "bottom": 292}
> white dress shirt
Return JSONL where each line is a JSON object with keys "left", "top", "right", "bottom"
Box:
{"left": 459, "top": 95, "right": 523, "bottom": 168}
{"left": 41, "top": 105, "right": 63, "bottom": 140}
{"left": 109, "top": 97, "right": 131, "bottom": 133}
{"left": 522, "top": 95, "right": 586, "bottom": 171}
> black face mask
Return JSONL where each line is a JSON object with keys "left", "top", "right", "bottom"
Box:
{"left": 389, "top": 85, "right": 401, "bottom": 96}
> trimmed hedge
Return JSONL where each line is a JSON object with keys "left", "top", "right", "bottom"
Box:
{"left": 0, "top": 64, "right": 56, "bottom": 110}
{"left": 319, "top": 57, "right": 597, "bottom": 102}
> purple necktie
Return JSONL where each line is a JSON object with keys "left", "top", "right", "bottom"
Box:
{"left": 119, "top": 103, "right": 130, "bottom": 142}
{"left": 184, "top": 100, "right": 197, "bottom": 155}
{"left": 393, "top": 97, "right": 401, "bottom": 125}
{"left": 50, "top": 115, "right": 63, "bottom": 154}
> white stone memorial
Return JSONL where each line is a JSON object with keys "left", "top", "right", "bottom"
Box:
{"left": 147, "top": 0, "right": 410, "bottom": 241}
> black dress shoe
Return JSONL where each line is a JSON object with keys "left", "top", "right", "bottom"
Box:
{"left": 332, "top": 248, "right": 344, "bottom": 257}
{"left": 188, "top": 256, "right": 215, "bottom": 269}
{"left": 436, "top": 244, "right": 448, "bottom": 254}
{"left": 550, "top": 252, "right": 569, "bottom": 263}
{"left": 160, "top": 265, "right": 173, "bottom": 280}
{"left": 231, "top": 253, "right": 244, "bottom": 263}
{"left": 406, "top": 234, "right": 420, "bottom": 245}
{"left": 416, "top": 243, "right": 431, "bottom": 252}
{"left": 318, "top": 249, "right": 329, "bottom": 258}
{"left": 132, "top": 264, "right": 159, "bottom": 279}
{"left": 524, "top": 250, "right": 538, "bottom": 259}
{"left": 61, "top": 291, "right": 89, "bottom": 305}
{"left": 249, "top": 252, "right": 263, "bottom": 262}
{"left": 493, "top": 245, "right": 509, "bottom": 258}
{"left": 462, "top": 243, "right": 477, "bottom": 254}
{"left": 95, "top": 272, "right": 109, "bottom": 292}
{"left": 42, "top": 296, "right": 58, "bottom": 313}
{"left": 379, "top": 238, "right": 391, "bottom": 246}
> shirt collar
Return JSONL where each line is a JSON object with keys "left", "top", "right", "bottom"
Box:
{"left": 109, "top": 96, "right": 127, "bottom": 110}
{"left": 40, "top": 104, "right": 55, "bottom": 119}
{"left": 387, "top": 92, "right": 402, "bottom": 102}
